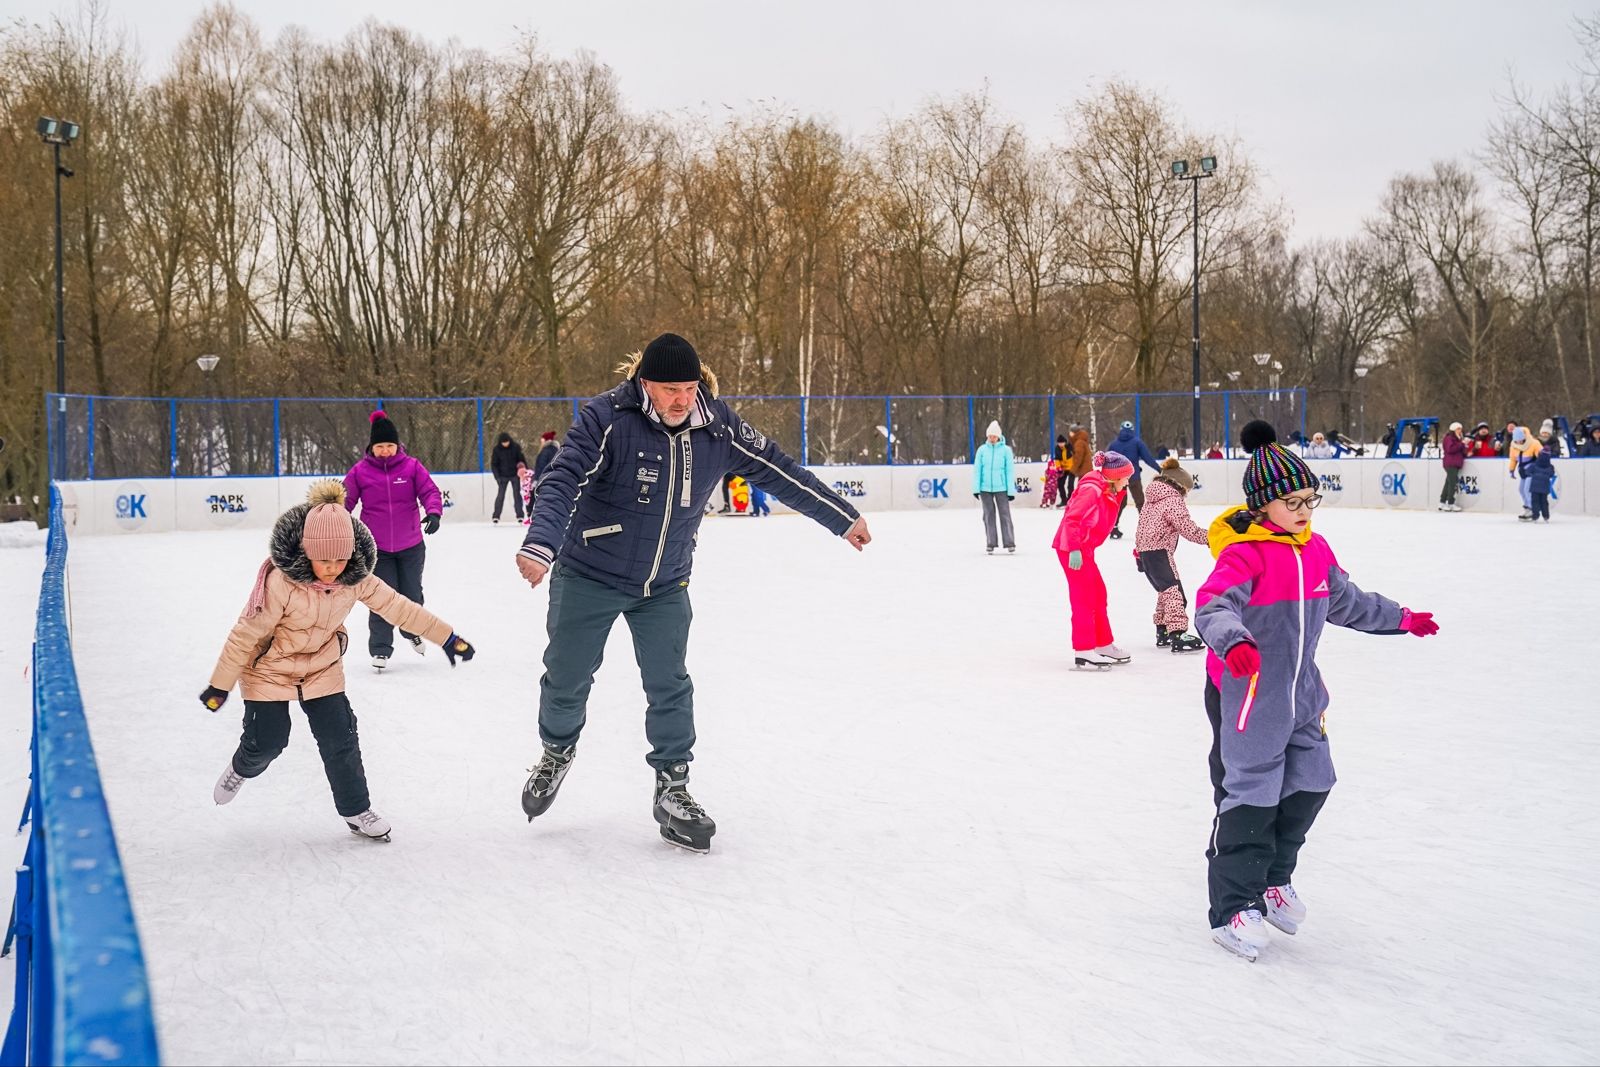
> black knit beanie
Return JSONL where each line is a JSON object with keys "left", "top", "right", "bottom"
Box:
{"left": 637, "top": 332, "right": 701, "bottom": 383}
{"left": 369, "top": 410, "right": 400, "bottom": 447}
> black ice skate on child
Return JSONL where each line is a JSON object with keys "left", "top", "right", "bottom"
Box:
{"left": 1169, "top": 632, "right": 1205, "bottom": 653}
{"left": 1156, "top": 625, "right": 1171, "bottom": 647}
{"left": 654, "top": 763, "right": 716, "bottom": 852}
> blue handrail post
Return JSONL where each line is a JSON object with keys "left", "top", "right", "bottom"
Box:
{"left": 800, "top": 396, "right": 809, "bottom": 466}
{"left": 168, "top": 398, "right": 179, "bottom": 476}
{"left": 1298, "top": 388, "right": 1307, "bottom": 446}
{"left": 1133, "top": 393, "right": 1142, "bottom": 438}
{"left": 1222, "top": 392, "right": 1232, "bottom": 459}
{"left": 86, "top": 398, "right": 95, "bottom": 480}
{"left": 272, "top": 399, "right": 282, "bottom": 477}
{"left": 966, "top": 396, "right": 975, "bottom": 462}
{"left": 475, "top": 399, "right": 485, "bottom": 473}
{"left": 1, "top": 855, "right": 32, "bottom": 1062}
{"left": 884, "top": 397, "right": 893, "bottom": 465}
{"left": 1048, "top": 394, "right": 1056, "bottom": 459}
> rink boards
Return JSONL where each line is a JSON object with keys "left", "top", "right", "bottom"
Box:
{"left": 51, "top": 458, "right": 1600, "bottom": 534}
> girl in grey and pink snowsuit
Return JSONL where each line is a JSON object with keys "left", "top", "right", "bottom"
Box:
{"left": 1194, "top": 421, "right": 1439, "bottom": 962}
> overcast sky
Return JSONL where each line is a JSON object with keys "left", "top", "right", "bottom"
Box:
{"left": 34, "top": 0, "right": 1595, "bottom": 243}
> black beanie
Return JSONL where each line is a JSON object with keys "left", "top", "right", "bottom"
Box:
{"left": 637, "top": 332, "right": 701, "bottom": 383}
{"left": 369, "top": 410, "right": 400, "bottom": 447}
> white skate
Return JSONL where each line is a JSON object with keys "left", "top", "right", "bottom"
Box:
{"left": 1073, "top": 650, "right": 1117, "bottom": 671}
{"left": 346, "top": 809, "right": 392, "bottom": 841}
{"left": 1211, "top": 908, "right": 1266, "bottom": 961}
{"left": 1262, "top": 884, "right": 1307, "bottom": 935}
{"left": 1095, "top": 643, "right": 1132, "bottom": 664}
{"left": 213, "top": 763, "right": 245, "bottom": 805}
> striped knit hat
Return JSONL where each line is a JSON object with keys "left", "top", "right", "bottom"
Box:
{"left": 1240, "top": 420, "right": 1317, "bottom": 510}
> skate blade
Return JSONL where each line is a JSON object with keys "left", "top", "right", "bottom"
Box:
{"left": 1211, "top": 934, "right": 1259, "bottom": 962}
{"left": 659, "top": 827, "right": 712, "bottom": 853}
{"left": 347, "top": 827, "right": 392, "bottom": 842}
{"left": 1073, "top": 662, "right": 1113, "bottom": 671}
{"left": 1263, "top": 913, "right": 1299, "bottom": 935}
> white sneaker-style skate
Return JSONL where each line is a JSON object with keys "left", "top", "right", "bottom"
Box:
{"left": 408, "top": 635, "right": 425, "bottom": 656}
{"left": 372, "top": 655, "right": 388, "bottom": 671}
{"left": 213, "top": 764, "right": 245, "bottom": 805}
{"left": 1212, "top": 908, "right": 1266, "bottom": 961}
{"left": 1262, "top": 884, "right": 1307, "bottom": 934}
{"left": 345, "top": 809, "right": 392, "bottom": 841}
{"left": 1095, "top": 643, "right": 1132, "bottom": 664}
{"left": 1073, "top": 650, "right": 1117, "bottom": 671}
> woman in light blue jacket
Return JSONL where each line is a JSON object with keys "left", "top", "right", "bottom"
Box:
{"left": 973, "top": 420, "right": 1016, "bottom": 554}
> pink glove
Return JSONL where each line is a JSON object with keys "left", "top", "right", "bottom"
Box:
{"left": 1400, "top": 609, "right": 1439, "bottom": 637}
{"left": 1223, "top": 642, "right": 1260, "bottom": 678}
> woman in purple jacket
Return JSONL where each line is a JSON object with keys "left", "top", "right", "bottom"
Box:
{"left": 344, "top": 411, "right": 444, "bottom": 669}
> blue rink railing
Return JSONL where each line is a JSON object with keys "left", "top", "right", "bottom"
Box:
{"left": 2, "top": 487, "right": 160, "bottom": 1065}
{"left": 44, "top": 388, "right": 1308, "bottom": 481}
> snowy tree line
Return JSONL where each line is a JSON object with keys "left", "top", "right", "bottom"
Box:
{"left": 2, "top": 4, "right": 1599, "bottom": 501}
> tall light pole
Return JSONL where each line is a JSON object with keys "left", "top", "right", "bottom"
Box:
{"left": 1172, "top": 155, "right": 1216, "bottom": 458}
{"left": 1354, "top": 365, "right": 1369, "bottom": 448}
{"left": 197, "top": 354, "right": 220, "bottom": 475}
{"left": 38, "top": 117, "right": 80, "bottom": 480}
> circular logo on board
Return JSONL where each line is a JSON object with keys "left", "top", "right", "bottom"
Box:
{"left": 916, "top": 476, "right": 951, "bottom": 509}
{"left": 1379, "top": 463, "right": 1409, "bottom": 507}
{"left": 113, "top": 483, "right": 150, "bottom": 530}
{"left": 204, "top": 491, "right": 250, "bottom": 528}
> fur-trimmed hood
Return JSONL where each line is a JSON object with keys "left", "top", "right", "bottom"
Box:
{"left": 269, "top": 503, "right": 379, "bottom": 586}
{"left": 614, "top": 350, "right": 720, "bottom": 397}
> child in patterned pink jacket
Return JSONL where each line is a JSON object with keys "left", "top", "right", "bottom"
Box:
{"left": 1133, "top": 457, "right": 1209, "bottom": 652}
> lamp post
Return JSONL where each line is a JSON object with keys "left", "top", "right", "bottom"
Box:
{"left": 197, "top": 354, "right": 220, "bottom": 475}
{"left": 1171, "top": 155, "right": 1216, "bottom": 474}
{"left": 1354, "top": 365, "right": 1369, "bottom": 448}
{"left": 38, "top": 116, "right": 80, "bottom": 480}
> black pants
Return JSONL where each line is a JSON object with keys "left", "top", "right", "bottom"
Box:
{"left": 1204, "top": 680, "right": 1327, "bottom": 928}
{"left": 1531, "top": 491, "right": 1550, "bottom": 520}
{"left": 1057, "top": 472, "right": 1074, "bottom": 506}
{"left": 1440, "top": 467, "right": 1460, "bottom": 506}
{"left": 493, "top": 476, "right": 525, "bottom": 520}
{"left": 232, "top": 692, "right": 370, "bottom": 817}
{"left": 1114, "top": 478, "right": 1146, "bottom": 529}
{"left": 370, "top": 541, "right": 425, "bottom": 656}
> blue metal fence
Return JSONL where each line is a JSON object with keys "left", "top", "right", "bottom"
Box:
{"left": 45, "top": 389, "right": 1307, "bottom": 479}
{"left": 2, "top": 487, "right": 160, "bottom": 1065}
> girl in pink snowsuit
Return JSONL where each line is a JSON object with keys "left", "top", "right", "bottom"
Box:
{"left": 1133, "top": 457, "right": 1209, "bottom": 651}
{"left": 1054, "top": 451, "right": 1134, "bottom": 667}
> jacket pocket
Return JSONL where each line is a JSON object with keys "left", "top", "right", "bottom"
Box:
{"left": 337, "top": 631, "right": 348, "bottom": 657}
{"left": 581, "top": 523, "right": 623, "bottom": 544}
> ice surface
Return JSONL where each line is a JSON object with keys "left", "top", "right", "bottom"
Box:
{"left": 2, "top": 505, "right": 1596, "bottom": 1065}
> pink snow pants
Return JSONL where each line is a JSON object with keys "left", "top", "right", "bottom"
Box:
{"left": 1058, "top": 549, "right": 1113, "bottom": 652}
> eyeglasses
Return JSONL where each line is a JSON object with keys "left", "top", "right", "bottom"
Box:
{"left": 1281, "top": 493, "right": 1323, "bottom": 512}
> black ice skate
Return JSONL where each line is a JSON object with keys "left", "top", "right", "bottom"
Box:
{"left": 653, "top": 763, "right": 716, "bottom": 853}
{"left": 1155, "top": 625, "right": 1171, "bottom": 647}
{"left": 522, "top": 743, "right": 576, "bottom": 822}
{"left": 1169, "top": 632, "right": 1205, "bottom": 653}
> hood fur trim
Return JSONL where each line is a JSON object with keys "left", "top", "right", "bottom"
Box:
{"left": 269, "top": 503, "right": 378, "bottom": 586}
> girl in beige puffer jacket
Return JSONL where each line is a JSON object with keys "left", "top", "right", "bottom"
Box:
{"left": 198, "top": 481, "right": 477, "bottom": 840}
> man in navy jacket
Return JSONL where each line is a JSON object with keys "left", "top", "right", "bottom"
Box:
{"left": 513, "top": 332, "right": 871, "bottom": 851}
{"left": 1107, "top": 421, "right": 1162, "bottom": 539}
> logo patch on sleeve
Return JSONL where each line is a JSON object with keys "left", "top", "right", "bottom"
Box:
{"left": 738, "top": 420, "right": 767, "bottom": 450}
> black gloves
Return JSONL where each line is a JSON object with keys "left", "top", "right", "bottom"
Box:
{"left": 422, "top": 513, "right": 441, "bottom": 535}
{"left": 443, "top": 633, "right": 475, "bottom": 666}
{"left": 199, "top": 686, "right": 229, "bottom": 712}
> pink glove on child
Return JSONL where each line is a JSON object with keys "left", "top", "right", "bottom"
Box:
{"left": 1223, "top": 642, "right": 1260, "bottom": 678}
{"left": 1400, "top": 609, "right": 1439, "bottom": 637}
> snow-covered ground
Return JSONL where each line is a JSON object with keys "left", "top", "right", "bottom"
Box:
{"left": 3, "top": 504, "right": 1596, "bottom": 1065}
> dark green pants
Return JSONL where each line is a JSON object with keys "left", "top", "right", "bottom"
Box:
{"left": 538, "top": 563, "right": 696, "bottom": 768}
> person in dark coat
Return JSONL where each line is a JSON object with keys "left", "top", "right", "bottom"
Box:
{"left": 490, "top": 432, "right": 529, "bottom": 523}
{"left": 1106, "top": 421, "right": 1162, "bottom": 540}
{"left": 1580, "top": 425, "right": 1600, "bottom": 457}
{"left": 513, "top": 333, "right": 871, "bottom": 853}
